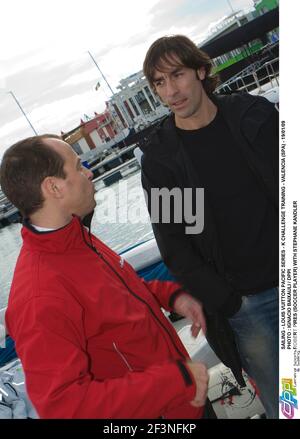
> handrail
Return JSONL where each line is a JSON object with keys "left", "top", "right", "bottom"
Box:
{"left": 216, "top": 57, "right": 279, "bottom": 94}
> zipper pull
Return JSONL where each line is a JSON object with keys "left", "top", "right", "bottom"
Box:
{"left": 92, "top": 246, "right": 102, "bottom": 258}
{"left": 119, "top": 257, "right": 124, "bottom": 268}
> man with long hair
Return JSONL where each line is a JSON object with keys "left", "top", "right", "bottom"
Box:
{"left": 141, "top": 35, "right": 279, "bottom": 418}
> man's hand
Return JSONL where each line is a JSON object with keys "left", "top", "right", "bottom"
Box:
{"left": 185, "top": 361, "right": 208, "bottom": 407}
{"left": 173, "top": 293, "right": 207, "bottom": 337}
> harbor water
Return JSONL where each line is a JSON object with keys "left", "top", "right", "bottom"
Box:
{"left": 0, "top": 171, "right": 153, "bottom": 308}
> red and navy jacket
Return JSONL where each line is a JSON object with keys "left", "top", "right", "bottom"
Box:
{"left": 5, "top": 216, "right": 203, "bottom": 419}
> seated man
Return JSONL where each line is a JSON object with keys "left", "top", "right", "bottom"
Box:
{"left": 0, "top": 135, "right": 208, "bottom": 419}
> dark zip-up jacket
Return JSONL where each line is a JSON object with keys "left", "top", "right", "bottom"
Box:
{"left": 141, "top": 93, "right": 279, "bottom": 385}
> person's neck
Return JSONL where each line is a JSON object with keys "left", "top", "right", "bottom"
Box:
{"left": 175, "top": 95, "right": 217, "bottom": 130}
{"left": 29, "top": 209, "right": 73, "bottom": 230}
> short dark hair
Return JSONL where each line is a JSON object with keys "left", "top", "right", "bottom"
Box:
{"left": 143, "top": 35, "right": 220, "bottom": 95}
{"left": 0, "top": 134, "right": 66, "bottom": 217}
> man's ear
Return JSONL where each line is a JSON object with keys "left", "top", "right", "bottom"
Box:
{"left": 197, "top": 67, "right": 206, "bottom": 81}
{"left": 41, "top": 176, "right": 64, "bottom": 199}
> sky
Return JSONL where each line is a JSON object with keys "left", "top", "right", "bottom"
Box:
{"left": 0, "top": 0, "right": 256, "bottom": 157}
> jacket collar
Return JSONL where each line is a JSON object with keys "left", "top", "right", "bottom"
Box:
{"left": 141, "top": 92, "right": 264, "bottom": 155}
{"left": 21, "top": 215, "right": 88, "bottom": 254}
{"left": 164, "top": 92, "right": 260, "bottom": 134}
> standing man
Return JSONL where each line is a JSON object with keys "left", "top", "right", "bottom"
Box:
{"left": 141, "top": 35, "right": 279, "bottom": 418}
{"left": 0, "top": 134, "right": 208, "bottom": 419}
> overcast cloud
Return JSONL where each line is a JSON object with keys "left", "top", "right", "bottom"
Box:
{"left": 1, "top": 0, "right": 256, "bottom": 156}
